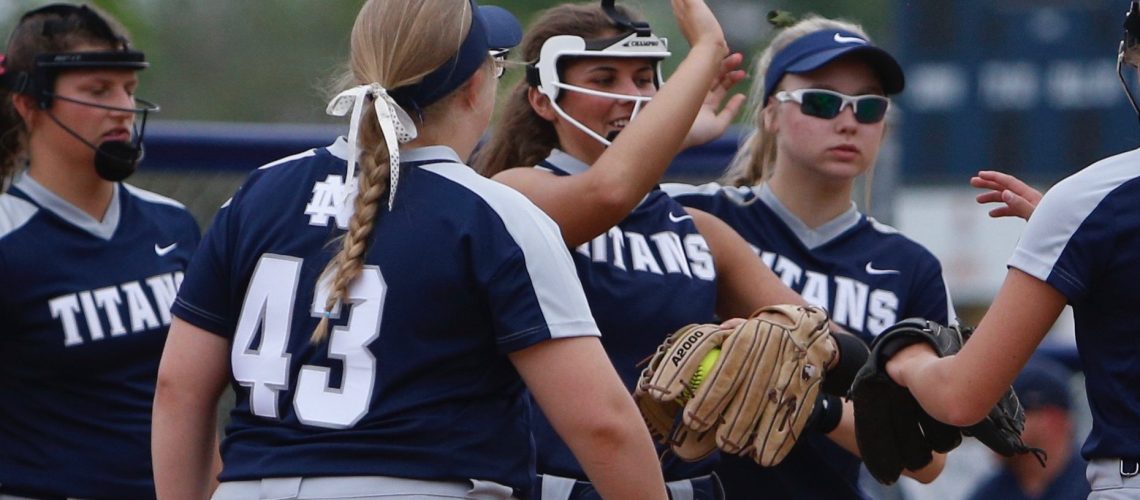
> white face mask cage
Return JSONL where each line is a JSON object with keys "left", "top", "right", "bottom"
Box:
{"left": 1118, "top": 0, "right": 1140, "bottom": 124}
{"left": 530, "top": 31, "right": 670, "bottom": 146}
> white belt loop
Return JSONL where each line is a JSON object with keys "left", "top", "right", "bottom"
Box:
{"left": 467, "top": 478, "right": 516, "bottom": 499}
{"left": 1122, "top": 458, "right": 1140, "bottom": 477}
{"left": 665, "top": 478, "right": 695, "bottom": 500}
{"left": 538, "top": 474, "right": 576, "bottom": 500}
{"left": 260, "top": 477, "right": 302, "bottom": 500}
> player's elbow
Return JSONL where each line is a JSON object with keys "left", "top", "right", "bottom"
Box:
{"left": 153, "top": 366, "right": 178, "bottom": 407}
{"left": 590, "top": 181, "right": 637, "bottom": 219}
{"left": 925, "top": 384, "right": 990, "bottom": 426}
{"left": 570, "top": 395, "right": 653, "bottom": 457}
{"left": 153, "top": 369, "right": 192, "bottom": 419}
{"left": 940, "top": 402, "right": 989, "bottom": 427}
{"left": 153, "top": 362, "right": 216, "bottom": 417}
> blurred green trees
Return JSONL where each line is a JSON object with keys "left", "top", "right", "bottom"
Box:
{"left": 1, "top": 0, "right": 890, "bottom": 123}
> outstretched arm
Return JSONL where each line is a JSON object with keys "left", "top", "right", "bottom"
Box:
{"left": 887, "top": 268, "right": 1066, "bottom": 426}
{"left": 494, "top": 0, "right": 736, "bottom": 247}
{"left": 512, "top": 336, "right": 667, "bottom": 499}
{"left": 691, "top": 207, "right": 866, "bottom": 383}
{"left": 687, "top": 208, "right": 804, "bottom": 318}
{"left": 971, "top": 170, "right": 1043, "bottom": 221}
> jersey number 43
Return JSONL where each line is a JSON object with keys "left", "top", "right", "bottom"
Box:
{"left": 231, "top": 254, "right": 386, "bottom": 429}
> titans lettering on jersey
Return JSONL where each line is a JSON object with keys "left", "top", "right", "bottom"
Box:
{"left": 49, "top": 271, "right": 184, "bottom": 346}
{"left": 530, "top": 150, "right": 720, "bottom": 482}
{"left": 172, "top": 140, "right": 598, "bottom": 495}
{"left": 574, "top": 216, "right": 715, "bottom": 283}
{"left": 0, "top": 175, "right": 199, "bottom": 499}
{"left": 664, "top": 182, "right": 954, "bottom": 342}
{"left": 1008, "top": 147, "right": 1140, "bottom": 460}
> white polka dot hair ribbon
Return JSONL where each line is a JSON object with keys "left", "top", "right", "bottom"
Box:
{"left": 326, "top": 83, "right": 418, "bottom": 210}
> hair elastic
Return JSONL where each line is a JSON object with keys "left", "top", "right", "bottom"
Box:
{"left": 327, "top": 84, "right": 419, "bottom": 210}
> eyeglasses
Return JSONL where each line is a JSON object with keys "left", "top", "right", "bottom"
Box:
{"left": 774, "top": 88, "right": 890, "bottom": 124}
{"left": 490, "top": 50, "right": 508, "bottom": 79}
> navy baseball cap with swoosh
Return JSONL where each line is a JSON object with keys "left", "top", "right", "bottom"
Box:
{"left": 763, "top": 29, "right": 905, "bottom": 105}
{"left": 389, "top": 0, "right": 522, "bottom": 112}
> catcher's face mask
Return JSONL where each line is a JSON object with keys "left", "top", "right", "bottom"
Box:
{"left": 1118, "top": 0, "right": 1140, "bottom": 123}
{"left": 2, "top": 4, "right": 158, "bottom": 181}
{"left": 525, "top": 0, "right": 670, "bottom": 147}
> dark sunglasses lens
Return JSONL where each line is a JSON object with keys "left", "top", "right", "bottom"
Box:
{"left": 800, "top": 91, "right": 843, "bottom": 119}
{"left": 854, "top": 97, "right": 889, "bottom": 123}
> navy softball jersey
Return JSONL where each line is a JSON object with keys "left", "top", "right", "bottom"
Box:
{"left": 1008, "top": 147, "right": 1140, "bottom": 461}
{"left": 664, "top": 181, "right": 956, "bottom": 499}
{"left": 0, "top": 175, "right": 199, "bottom": 499}
{"left": 530, "top": 150, "right": 720, "bottom": 483}
{"left": 171, "top": 140, "right": 599, "bottom": 495}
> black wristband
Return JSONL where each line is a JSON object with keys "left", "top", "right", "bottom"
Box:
{"left": 809, "top": 393, "right": 844, "bottom": 434}
{"left": 822, "top": 331, "right": 870, "bottom": 396}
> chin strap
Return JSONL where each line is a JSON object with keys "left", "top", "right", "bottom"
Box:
{"left": 327, "top": 84, "right": 419, "bottom": 210}
{"left": 41, "top": 95, "right": 156, "bottom": 182}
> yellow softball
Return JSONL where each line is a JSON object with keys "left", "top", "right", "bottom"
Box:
{"left": 679, "top": 348, "right": 720, "bottom": 404}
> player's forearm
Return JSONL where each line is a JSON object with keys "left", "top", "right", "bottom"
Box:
{"left": 593, "top": 42, "right": 724, "bottom": 209}
{"left": 153, "top": 320, "right": 230, "bottom": 499}
{"left": 152, "top": 383, "right": 219, "bottom": 500}
{"left": 691, "top": 209, "right": 806, "bottom": 318}
{"left": 560, "top": 367, "right": 667, "bottom": 498}
{"left": 572, "top": 409, "right": 668, "bottom": 500}
{"left": 888, "top": 345, "right": 985, "bottom": 426}
{"left": 825, "top": 398, "right": 859, "bottom": 454}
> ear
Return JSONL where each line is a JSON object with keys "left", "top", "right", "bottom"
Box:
{"left": 11, "top": 93, "right": 37, "bottom": 126}
{"left": 761, "top": 103, "right": 778, "bottom": 134}
{"left": 454, "top": 66, "right": 490, "bottom": 111}
{"left": 527, "top": 86, "right": 557, "bottom": 122}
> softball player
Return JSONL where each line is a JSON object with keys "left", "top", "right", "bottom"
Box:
{"left": 475, "top": 3, "right": 871, "bottom": 499}
{"left": 662, "top": 16, "right": 955, "bottom": 499}
{"left": 885, "top": 2, "right": 1140, "bottom": 497}
{"left": 151, "top": 1, "right": 667, "bottom": 499}
{"left": 0, "top": 4, "right": 197, "bottom": 499}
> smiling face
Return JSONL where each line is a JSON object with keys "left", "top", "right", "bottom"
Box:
{"left": 765, "top": 55, "right": 886, "bottom": 184}
{"left": 545, "top": 55, "right": 658, "bottom": 163}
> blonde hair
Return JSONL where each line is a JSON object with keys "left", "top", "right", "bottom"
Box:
{"left": 312, "top": 0, "right": 482, "bottom": 342}
{"left": 473, "top": 2, "right": 642, "bottom": 176}
{"left": 721, "top": 15, "right": 873, "bottom": 188}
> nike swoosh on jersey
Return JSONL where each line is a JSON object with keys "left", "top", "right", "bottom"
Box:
{"left": 668, "top": 212, "right": 694, "bottom": 223}
{"left": 155, "top": 243, "right": 178, "bottom": 256}
{"left": 834, "top": 33, "right": 867, "bottom": 45}
{"left": 865, "top": 262, "right": 900, "bottom": 275}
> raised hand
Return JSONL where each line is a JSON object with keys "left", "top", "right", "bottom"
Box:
{"left": 970, "top": 170, "right": 1043, "bottom": 221}
{"left": 672, "top": 0, "right": 728, "bottom": 53}
{"left": 683, "top": 52, "right": 747, "bottom": 149}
